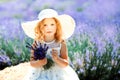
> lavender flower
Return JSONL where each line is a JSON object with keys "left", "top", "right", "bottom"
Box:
{"left": 91, "top": 66, "right": 97, "bottom": 71}
{"left": 26, "top": 41, "right": 49, "bottom": 60}
{"left": 0, "top": 55, "right": 11, "bottom": 70}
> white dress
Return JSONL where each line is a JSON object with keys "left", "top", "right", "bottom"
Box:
{"left": 23, "top": 40, "right": 79, "bottom": 80}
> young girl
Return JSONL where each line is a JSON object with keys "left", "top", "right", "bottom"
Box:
{"left": 22, "top": 9, "right": 79, "bottom": 80}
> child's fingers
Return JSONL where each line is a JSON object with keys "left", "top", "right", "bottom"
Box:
{"left": 52, "top": 52, "right": 58, "bottom": 60}
{"left": 33, "top": 44, "right": 37, "bottom": 49}
{"left": 44, "top": 44, "right": 46, "bottom": 47}
{"left": 34, "top": 41, "right": 38, "bottom": 46}
{"left": 45, "top": 46, "right": 49, "bottom": 51}
{"left": 52, "top": 49, "right": 58, "bottom": 56}
{"left": 43, "top": 44, "right": 49, "bottom": 51}
{"left": 39, "top": 42, "right": 42, "bottom": 48}
{"left": 52, "top": 49, "right": 57, "bottom": 52}
{"left": 44, "top": 44, "right": 47, "bottom": 49}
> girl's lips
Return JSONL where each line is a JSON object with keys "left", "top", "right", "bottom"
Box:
{"left": 47, "top": 31, "right": 52, "bottom": 33}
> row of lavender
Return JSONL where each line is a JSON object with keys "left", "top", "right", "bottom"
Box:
{"left": 0, "top": 0, "right": 120, "bottom": 39}
{"left": 0, "top": 0, "right": 120, "bottom": 79}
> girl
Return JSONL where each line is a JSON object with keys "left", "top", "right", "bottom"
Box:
{"left": 22, "top": 9, "right": 79, "bottom": 80}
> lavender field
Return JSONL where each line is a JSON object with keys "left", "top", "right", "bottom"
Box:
{"left": 0, "top": 0, "right": 120, "bottom": 79}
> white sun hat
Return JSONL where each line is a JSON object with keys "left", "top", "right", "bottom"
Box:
{"left": 21, "top": 9, "right": 75, "bottom": 39}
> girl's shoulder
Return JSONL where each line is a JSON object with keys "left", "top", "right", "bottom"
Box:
{"left": 61, "top": 39, "right": 67, "bottom": 45}
{"left": 60, "top": 39, "right": 67, "bottom": 50}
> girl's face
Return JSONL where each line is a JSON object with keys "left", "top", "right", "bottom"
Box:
{"left": 43, "top": 18, "right": 57, "bottom": 37}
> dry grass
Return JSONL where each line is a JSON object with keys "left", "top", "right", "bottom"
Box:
{"left": 0, "top": 62, "right": 30, "bottom": 80}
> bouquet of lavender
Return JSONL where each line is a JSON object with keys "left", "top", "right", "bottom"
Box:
{"left": 26, "top": 41, "right": 48, "bottom": 60}
{"left": 26, "top": 41, "right": 54, "bottom": 70}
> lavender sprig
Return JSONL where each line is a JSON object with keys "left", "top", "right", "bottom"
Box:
{"left": 26, "top": 41, "right": 49, "bottom": 60}
{"left": 0, "top": 55, "right": 11, "bottom": 70}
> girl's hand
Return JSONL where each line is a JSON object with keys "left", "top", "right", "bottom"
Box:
{"left": 26, "top": 41, "right": 49, "bottom": 60}
{"left": 52, "top": 49, "right": 59, "bottom": 61}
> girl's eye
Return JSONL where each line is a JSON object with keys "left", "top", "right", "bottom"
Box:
{"left": 51, "top": 24, "right": 54, "bottom": 26}
{"left": 44, "top": 24, "right": 47, "bottom": 26}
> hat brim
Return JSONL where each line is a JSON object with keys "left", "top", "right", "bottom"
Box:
{"left": 21, "top": 14, "right": 75, "bottom": 39}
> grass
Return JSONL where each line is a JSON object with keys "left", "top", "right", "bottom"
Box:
{"left": 0, "top": 36, "right": 32, "bottom": 66}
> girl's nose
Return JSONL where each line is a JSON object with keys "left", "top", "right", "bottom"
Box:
{"left": 47, "top": 25, "right": 52, "bottom": 28}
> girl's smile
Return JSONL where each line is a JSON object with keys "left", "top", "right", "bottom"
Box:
{"left": 47, "top": 31, "right": 52, "bottom": 33}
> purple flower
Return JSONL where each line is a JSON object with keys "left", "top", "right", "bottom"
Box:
{"left": 0, "top": 55, "right": 11, "bottom": 70}
{"left": 91, "top": 66, "right": 97, "bottom": 71}
{"left": 26, "top": 41, "right": 49, "bottom": 60}
{"left": 0, "top": 55, "right": 10, "bottom": 63}
{"left": 79, "top": 68, "right": 84, "bottom": 73}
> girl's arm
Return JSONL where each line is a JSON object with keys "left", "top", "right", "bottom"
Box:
{"left": 52, "top": 40, "right": 69, "bottom": 68}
